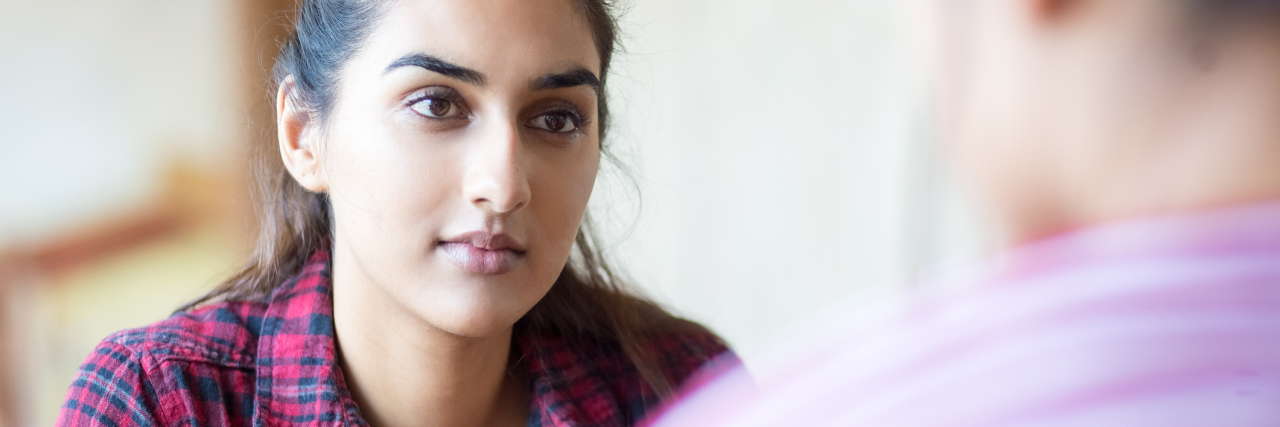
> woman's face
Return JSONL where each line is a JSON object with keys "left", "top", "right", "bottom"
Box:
{"left": 308, "top": 0, "right": 601, "bottom": 337}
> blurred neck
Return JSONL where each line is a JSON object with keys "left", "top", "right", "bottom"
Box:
{"left": 1002, "top": 87, "right": 1280, "bottom": 247}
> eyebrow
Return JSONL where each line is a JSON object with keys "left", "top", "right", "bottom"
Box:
{"left": 384, "top": 53, "right": 600, "bottom": 94}
{"left": 531, "top": 67, "right": 601, "bottom": 95}
{"left": 384, "top": 53, "right": 486, "bottom": 86}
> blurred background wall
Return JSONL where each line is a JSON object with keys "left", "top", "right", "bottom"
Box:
{"left": 0, "top": 0, "right": 987, "bottom": 425}
{"left": 595, "top": 0, "right": 988, "bottom": 359}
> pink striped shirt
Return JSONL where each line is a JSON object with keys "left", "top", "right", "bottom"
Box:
{"left": 649, "top": 202, "right": 1280, "bottom": 426}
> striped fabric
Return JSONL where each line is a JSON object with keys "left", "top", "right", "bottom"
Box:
{"left": 58, "top": 249, "right": 733, "bottom": 427}
{"left": 649, "top": 202, "right": 1280, "bottom": 427}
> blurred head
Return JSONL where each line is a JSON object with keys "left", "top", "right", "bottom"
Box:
{"left": 926, "top": 0, "right": 1280, "bottom": 244}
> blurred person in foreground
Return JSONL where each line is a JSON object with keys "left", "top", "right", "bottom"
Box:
{"left": 57, "top": 0, "right": 733, "bottom": 426}
{"left": 649, "top": 0, "right": 1280, "bottom": 425}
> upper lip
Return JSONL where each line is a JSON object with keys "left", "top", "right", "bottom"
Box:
{"left": 440, "top": 231, "right": 527, "bottom": 252}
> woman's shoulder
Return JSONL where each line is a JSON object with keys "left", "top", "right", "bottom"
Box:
{"left": 650, "top": 324, "right": 742, "bottom": 396}
{"left": 100, "top": 299, "right": 269, "bottom": 366}
{"left": 642, "top": 323, "right": 737, "bottom": 380}
{"left": 58, "top": 299, "right": 269, "bottom": 426}
{"left": 522, "top": 323, "right": 738, "bottom": 425}
{"left": 630, "top": 302, "right": 738, "bottom": 377}
{"left": 533, "top": 319, "right": 737, "bottom": 389}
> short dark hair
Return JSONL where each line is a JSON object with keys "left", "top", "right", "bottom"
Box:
{"left": 1184, "top": 0, "right": 1280, "bottom": 28}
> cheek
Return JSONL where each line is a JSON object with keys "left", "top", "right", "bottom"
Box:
{"left": 930, "top": 4, "right": 983, "bottom": 158}
{"left": 528, "top": 146, "right": 600, "bottom": 262}
{"left": 325, "top": 121, "right": 457, "bottom": 253}
{"left": 939, "top": 13, "right": 1035, "bottom": 194}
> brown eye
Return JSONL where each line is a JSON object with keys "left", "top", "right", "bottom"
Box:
{"left": 529, "top": 112, "right": 578, "bottom": 133}
{"left": 410, "top": 97, "right": 458, "bottom": 118}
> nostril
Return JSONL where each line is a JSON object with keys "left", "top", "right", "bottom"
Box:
{"left": 463, "top": 167, "right": 531, "bottom": 213}
{"left": 472, "top": 195, "right": 526, "bottom": 214}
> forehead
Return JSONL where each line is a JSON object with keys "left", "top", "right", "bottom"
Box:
{"left": 357, "top": 0, "right": 601, "bottom": 80}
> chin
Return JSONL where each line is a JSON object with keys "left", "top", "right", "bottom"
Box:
{"left": 430, "top": 311, "right": 525, "bottom": 338}
{"left": 408, "top": 284, "right": 543, "bottom": 338}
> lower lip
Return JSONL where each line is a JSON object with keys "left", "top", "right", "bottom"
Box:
{"left": 437, "top": 242, "right": 523, "bottom": 275}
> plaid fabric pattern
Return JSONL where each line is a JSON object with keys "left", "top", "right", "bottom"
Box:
{"left": 58, "top": 249, "right": 733, "bottom": 427}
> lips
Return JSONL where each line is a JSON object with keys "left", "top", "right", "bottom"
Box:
{"left": 437, "top": 232, "right": 526, "bottom": 275}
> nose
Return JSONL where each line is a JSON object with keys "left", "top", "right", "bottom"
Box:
{"left": 462, "top": 120, "right": 531, "bottom": 215}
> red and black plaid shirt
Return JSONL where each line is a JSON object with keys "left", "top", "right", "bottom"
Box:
{"left": 58, "top": 250, "right": 734, "bottom": 427}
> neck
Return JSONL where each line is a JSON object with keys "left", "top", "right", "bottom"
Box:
{"left": 330, "top": 249, "right": 528, "bottom": 427}
{"left": 998, "top": 131, "right": 1280, "bottom": 247}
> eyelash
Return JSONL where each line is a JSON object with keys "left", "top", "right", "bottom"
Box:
{"left": 405, "top": 89, "right": 468, "bottom": 119}
{"left": 536, "top": 107, "right": 588, "bottom": 136}
{"left": 402, "top": 87, "right": 590, "bottom": 136}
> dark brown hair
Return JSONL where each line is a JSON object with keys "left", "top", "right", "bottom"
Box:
{"left": 182, "top": 0, "right": 703, "bottom": 399}
{"left": 1184, "top": 0, "right": 1280, "bottom": 28}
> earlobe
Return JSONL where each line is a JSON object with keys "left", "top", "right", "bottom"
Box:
{"left": 277, "top": 76, "right": 329, "bottom": 193}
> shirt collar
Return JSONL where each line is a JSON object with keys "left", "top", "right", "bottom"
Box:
{"left": 253, "top": 249, "right": 366, "bottom": 426}
{"left": 989, "top": 200, "right": 1280, "bottom": 284}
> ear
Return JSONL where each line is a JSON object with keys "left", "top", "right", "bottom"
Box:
{"left": 1026, "top": 0, "right": 1078, "bottom": 24}
{"left": 277, "top": 76, "right": 329, "bottom": 193}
